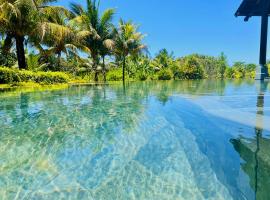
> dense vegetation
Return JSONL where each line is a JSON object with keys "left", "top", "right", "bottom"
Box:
{"left": 0, "top": 67, "right": 69, "bottom": 84}
{"left": 0, "top": 0, "right": 260, "bottom": 85}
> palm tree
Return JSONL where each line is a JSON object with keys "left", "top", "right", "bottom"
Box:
{"left": 100, "top": 46, "right": 111, "bottom": 82}
{"left": 36, "top": 9, "right": 80, "bottom": 68}
{"left": 113, "top": 19, "right": 146, "bottom": 82}
{"left": 0, "top": 0, "right": 68, "bottom": 69}
{"left": 151, "top": 49, "right": 175, "bottom": 70}
{"left": 70, "top": 0, "right": 115, "bottom": 82}
{"left": 99, "top": 21, "right": 115, "bottom": 82}
{"left": 0, "top": 0, "right": 38, "bottom": 69}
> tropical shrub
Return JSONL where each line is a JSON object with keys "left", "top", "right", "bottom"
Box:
{"left": 177, "top": 53, "right": 228, "bottom": 79}
{"left": 0, "top": 67, "right": 69, "bottom": 84}
{"left": 157, "top": 69, "right": 173, "bottom": 80}
{"left": 27, "top": 53, "right": 40, "bottom": 71}
{"left": 217, "top": 53, "right": 227, "bottom": 79}
{"left": 179, "top": 56, "right": 204, "bottom": 79}
{"left": 225, "top": 67, "right": 235, "bottom": 78}
{"left": 113, "top": 20, "right": 146, "bottom": 82}
{"left": 0, "top": 0, "right": 256, "bottom": 83}
{"left": 151, "top": 49, "right": 175, "bottom": 70}
{"left": 225, "top": 63, "right": 256, "bottom": 79}
{"left": 136, "top": 72, "right": 148, "bottom": 81}
{"left": 244, "top": 64, "right": 256, "bottom": 79}
{"left": 232, "top": 62, "right": 246, "bottom": 79}
{"left": 70, "top": 1, "right": 116, "bottom": 82}
{"left": 106, "top": 69, "right": 123, "bottom": 81}
{"left": 0, "top": 49, "right": 17, "bottom": 67}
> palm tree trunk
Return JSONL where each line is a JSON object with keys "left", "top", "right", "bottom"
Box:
{"left": 15, "top": 35, "right": 27, "bottom": 69}
{"left": 3, "top": 34, "right": 13, "bottom": 54}
{"left": 94, "top": 64, "right": 99, "bottom": 82}
{"left": 93, "top": 55, "right": 99, "bottom": 82}
{"left": 102, "top": 56, "right": 106, "bottom": 82}
{"left": 57, "top": 52, "right": 61, "bottom": 68}
{"left": 122, "top": 56, "right": 126, "bottom": 82}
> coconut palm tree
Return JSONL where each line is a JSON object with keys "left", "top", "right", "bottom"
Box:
{"left": 151, "top": 49, "right": 175, "bottom": 70}
{"left": 113, "top": 19, "right": 146, "bottom": 82}
{"left": 0, "top": 0, "right": 38, "bottom": 69}
{"left": 99, "top": 13, "right": 115, "bottom": 81}
{"left": 70, "top": 0, "right": 115, "bottom": 82}
{"left": 36, "top": 9, "right": 80, "bottom": 68}
{"left": 0, "top": 0, "right": 68, "bottom": 69}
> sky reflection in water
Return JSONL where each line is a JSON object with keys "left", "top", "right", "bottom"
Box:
{"left": 0, "top": 80, "right": 270, "bottom": 200}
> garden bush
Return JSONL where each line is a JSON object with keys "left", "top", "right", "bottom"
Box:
{"left": 157, "top": 69, "right": 173, "bottom": 80}
{"left": 0, "top": 67, "right": 70, "bottom": 84}
{"left": 106, "top": 69, "right": 123, "bottom": 81}
{"left": 179, "top": 56, "right": 205, "bottom": 79}
{"left": 136, "top": 72, "right": 148, "bottom": 81}
{"left": 0, "top": 49, "right": 16, "bottom": 67}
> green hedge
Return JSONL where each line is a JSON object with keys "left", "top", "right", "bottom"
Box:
{"left": 106, "top": 69, "right": 123, "bottom": 81}
{"left": 157, "top": 69, "right": 173, "bottom": 80}
{"left": 0, "top": 67, "right": 70, "bottom": 84}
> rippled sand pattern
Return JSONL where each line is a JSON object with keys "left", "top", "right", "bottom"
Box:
{"left": 0, "top": 81, "right": 269, "bottom": 199}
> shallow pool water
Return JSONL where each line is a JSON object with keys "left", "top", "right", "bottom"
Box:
{"left": 0, "top": 80, "right": 270, "bottom": 200}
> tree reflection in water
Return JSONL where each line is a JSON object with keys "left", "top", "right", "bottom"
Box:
{"left": 0, "top": 84, "right": 147, "bottom": 198}
{"left": 0, "top": 80, "right": 263, "bottom": 199}
{"left": 231, "top": 81, "right": 270, "bottom": 200}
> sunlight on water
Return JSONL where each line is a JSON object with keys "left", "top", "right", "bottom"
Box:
{"left": 0, "top": 80, "right": 270, "bottom": 200}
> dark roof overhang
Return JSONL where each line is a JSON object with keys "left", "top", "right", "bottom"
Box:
{"left": 235, "top": 0, "right": 270, "bottom": 21}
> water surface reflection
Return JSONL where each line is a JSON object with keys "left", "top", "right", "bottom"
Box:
{"left": 0, "top": 80, "right": 269, "bottom": 199}
{"left": 231, "top": 81, "right": 270, "bottom": 200}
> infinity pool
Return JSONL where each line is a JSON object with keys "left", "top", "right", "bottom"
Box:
{"left": 0, "top": 80, "right": 270, "bottom": 200}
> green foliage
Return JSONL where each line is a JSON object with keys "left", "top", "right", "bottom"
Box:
{"left": 217, "top": 53, "right": 227, "bottom": 78}
{"left": 106, "top": 69, "right": 123, "bottom": 81}
{"left": 150, "top": 49, "right": 180, "bottom": 80}
{"left": 179, "top": 55, "right": 205, "bottom": 79}
{"left": 170, "top": 64, "right": 181, "bottom": 80}
{"left": 225, "top": 67, "right": 235, "bottom": 79}
{"left": 157, "top": 69, "right": 173, "bottom": 80}
{"left": 0, "top": 0, "right": 257, "bottom": 83}
{"left": 0, "top": 67, "right": 70, "bottom": 84}
{"left": 70, "top": 0, "right": 116, "bottom": 81}
{"left": 0, "top": 0, "right": 72, "bottom": 69}
{"left": 151, "top": 49, "right": 175, "bottom": 70}
{"left": 117, "top": 52, "right": 257, "bottom": 81}
{"left": 232, "top": 62, "right": 246, "bottom": 78}
{"left": 136, "top": 72, "right": 148, "bottom": 81}
{"left": 244, "top": 64, "right": 256, "bottom": 79}
{"left": 0, "top": 49, "right": 16, "bottom": 67}
{"left": 177, "top": 53, "right": 228, "bottom": 79}
{"left": 27, "top": 53, "right": 40, "bottom": 71}
{"left": 225, "top": 62, "right": 256, "bottom": 79}
{"left": 126, "top": 56, "right": 153, "bottom": 80}
{"left": 113, "top": 19, "right": 146, "bottom": 81}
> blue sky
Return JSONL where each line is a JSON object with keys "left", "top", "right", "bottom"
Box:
{"left": 57, "top": 0, "right": 265, "bottom": 64}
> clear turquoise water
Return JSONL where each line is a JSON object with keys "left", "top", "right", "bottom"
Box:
{"left": 0, "top": 80, "right": 270, "bottom": 200}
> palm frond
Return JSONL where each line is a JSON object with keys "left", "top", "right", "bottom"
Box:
{"left": 70, "top": 3, "right": 84, "bottom": 16}
{"left": 100, "top": 8, "right": 115, "bottom": 27}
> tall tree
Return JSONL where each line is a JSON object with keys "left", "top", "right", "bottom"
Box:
{"left": 0, "top": 0, "right": 68, "bottom": 69}
{"left": 217, "top": 52, "right": 228, "bottom": 79}
{"left": 70, "top": 0, "right": 115, "bottom": 82}
{"left": 37, "top": 8, "right": 80, "bottom": 68}
{"left": 0, "top": 0, "right": 38, "bottom": 69}
{"left": 151, "top": 49, "right": 175, "bottom": 70}
{"left": 113, "top": 19, "right": 146, "bottom": 82}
